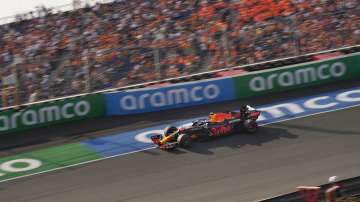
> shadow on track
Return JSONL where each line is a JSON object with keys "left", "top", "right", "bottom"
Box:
{"left": 178, "top": 126, "right": 298, "bottom": 155}
{"left": 274, "top": 123, "right": 360, "bottom": 136}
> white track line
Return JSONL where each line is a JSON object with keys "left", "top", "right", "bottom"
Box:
{"left": 0, "top": 104, "right": 359, "bottom": 184}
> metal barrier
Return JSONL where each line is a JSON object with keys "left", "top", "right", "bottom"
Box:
{"left": 256, "top": 176, "right": 360, "bottom": 202}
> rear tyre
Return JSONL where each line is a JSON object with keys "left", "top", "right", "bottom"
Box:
{"left": 177, "top": 134, "right": 192, "bottom": 148}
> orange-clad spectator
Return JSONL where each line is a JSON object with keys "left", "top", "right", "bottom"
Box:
{"left": 242, "top": 0, "right": 253, "bottom": 7}
{"left": 208, "top": 41, "right": 218, "bottom": 56}
{"left": 166, "top": 65, "right": 181, "bottom": 77}
{"left": 214, "top": 1, "right": 227, "bottom": 9}
{"left": 297, "top": 1, "right": 311, "bottom": 11}
{"left": 278, "top": 0, "right": 295, "bottom": 16}
{"left": 71, "top": 58, "right": 82, "bottom": 67}
{"left": 271, "top": 2, "right": 282, "bottom": 17}
{"left": 198, "top": 5, "right": 215, "bottom": 20}
{"left": 178, "top": 38, "right": 190, "bottom": 50}
{"left": 210, "top": 21, "right": 227, "bottom": 35}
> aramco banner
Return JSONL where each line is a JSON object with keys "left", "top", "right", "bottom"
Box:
{"left": 234, "top": 54, "right": 360, "bottom": 98}
{"left": 0, "top": 94, "right": 104, "bottom": 134}
{"left": 105, "top": 78, "right": 235, "bottom": 115}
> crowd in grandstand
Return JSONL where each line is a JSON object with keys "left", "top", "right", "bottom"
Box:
{"left": 0, "top": 0, "right": 359, "bottom": 107}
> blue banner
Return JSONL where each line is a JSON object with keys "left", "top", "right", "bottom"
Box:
{"left": 105, "top": 78, "right": 235, "bottom": 115}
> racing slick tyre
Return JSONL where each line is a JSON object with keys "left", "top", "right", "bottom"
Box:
{"left": 177, "top": 134, "right": 192, "bottom": 148}
{"left": 244, "top": 120, "right": 258, "bottom": 134}
{"left": 164, "top": 126, "right": 179, "bottom": 137}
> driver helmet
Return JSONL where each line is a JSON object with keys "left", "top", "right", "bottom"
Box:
{"left": 163, "top": 126, "right": 179, "bottom": 137}
{"left": 328, "top": 176, "right": 338, "bottom": 184}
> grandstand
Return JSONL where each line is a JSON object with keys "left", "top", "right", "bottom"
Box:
{"left": 0, "top": 0, "right": 359, "bottom": 108}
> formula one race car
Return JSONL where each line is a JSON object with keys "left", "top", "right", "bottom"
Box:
{"left": 151, "top": 105, "right": 261, "bottom": 150}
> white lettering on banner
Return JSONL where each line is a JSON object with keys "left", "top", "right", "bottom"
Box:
{"left": 278, "top": 72, "right": 294, "bottom": 86}
{"left": 295, "top": 68, "right": 317, "bottom": 83}
{"left": 0, "top": 116, "right": 9, "bottom": 131}
{"left": 121, "top": 96, "right": 137, "bottom": 110}
{"left": 39, "top": 106, "right": 61, "bottom": 123}
{"left": 190, "top": 86, "right": 203, "bottom": 101}
{"left": 22, "top": 110, "right": 37, "bottom": 126}
{"left": 0, "top": 159, "right": 42, "bottom": 172}
{"left": 318, "top": 64, "right": 330, "bottom": 79}
{"left": 75, "top": 101, "right": 90, "bottom": 116}
{"left": 249, "top": 77, "right": 265, "bottom": 91}
{"left": 167, "top": 89, "right": 189, "bottom": 104}
{"left": 336, "top": 90, "right": 360, "bottom": 102}
{"left": 267, "top": 74, "right": 277, "bottom": 89}
{"left": 204, "top": 85, "right": 220, "bottom": 99}
{"left": 62, "top": 103, "right": 74, "bottom": 119}
{"left": 11, "top": 113, "right": 21, "bottom": 129}
{"left": 304, "top": 96, "right": 338, "bottom": 109}
{"left": 151, "top": 92, "right": 166, "bottom": 107}
{"left": 0, "top": 101, "right": 91, "bottom": 132}
{"left": 249, "top": 62, "right": 347, "bottom": 92}
{"left": 120, "top": 84, "right": 221, "bottom": 111}
{"left": 139, "top": 94, "right": 150, "bottom": 109}
{"left": 330, "top": 62, "right": 346, "bottom": 77}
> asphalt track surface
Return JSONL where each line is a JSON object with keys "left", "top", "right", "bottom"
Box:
{"left": 1, "top": 100, "right": 360, "bottom": 201}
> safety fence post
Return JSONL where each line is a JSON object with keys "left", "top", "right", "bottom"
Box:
{"left": 297, "top": 186, "right": 321, "bottom": 202}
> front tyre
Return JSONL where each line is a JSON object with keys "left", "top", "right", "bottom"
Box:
{"left": 177, "top": 134, "right": 192, "bottom": 148}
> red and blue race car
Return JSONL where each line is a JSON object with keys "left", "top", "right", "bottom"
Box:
{"left": 151, "top": 105, "right": 261, "bottom": 150}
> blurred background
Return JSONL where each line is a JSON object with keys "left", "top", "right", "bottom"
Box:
{"left": 0, "top": 0, "right": 359, "bottom": 108}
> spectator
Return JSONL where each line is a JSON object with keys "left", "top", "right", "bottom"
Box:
{"left": 0, "top": 0, "right": 358, "bottom": 108}
{"left": 328, "top": 176, "right": 345, "bottom": 198}
{"left": 28, "top": 89, "right": 39, "bottom": 103}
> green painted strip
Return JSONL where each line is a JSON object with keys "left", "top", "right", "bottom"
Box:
{"left": 0, "top": 143, "right": 102, "bottom": 181}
